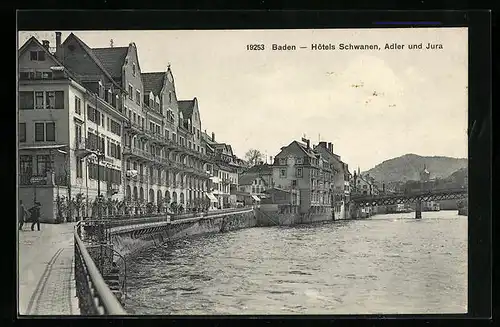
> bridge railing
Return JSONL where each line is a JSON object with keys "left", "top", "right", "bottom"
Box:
{"left": 351, "top": 187, "right": 467, "bottom": 200}
{"left": 74, "top": 221, "right": 127, "bottom": 315}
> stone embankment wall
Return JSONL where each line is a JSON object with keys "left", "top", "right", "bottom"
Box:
{"left": 110, "top": 209, "right": 257, "bottom": 259}
{"left": 255, "top": 208, "right": 338, "bottom": 227}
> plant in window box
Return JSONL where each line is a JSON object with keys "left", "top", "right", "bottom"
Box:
{"left": 170, "top": 201, "right": 178, "bottom": 215}
{"left": 73, "top": 193, "right": 85, "bottom": 221}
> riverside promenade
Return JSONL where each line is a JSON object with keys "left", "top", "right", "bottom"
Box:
{"left": 18, "top": 223, "right": 80, "bottom": 316}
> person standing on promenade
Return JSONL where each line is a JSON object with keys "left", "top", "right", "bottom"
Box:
{"left": 29, "top": 202, "right": 41, "bottom": 231}
{"left": 18, "top": 200, "right": 29, "bottom": 230}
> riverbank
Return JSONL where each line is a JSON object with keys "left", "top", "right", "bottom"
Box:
{"left": 110, "top": 209, "right": 257, "bottom": 260}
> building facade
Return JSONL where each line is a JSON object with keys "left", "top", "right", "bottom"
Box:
{"left": 18, "top": 32, "right": 224, "bottom": 220}
{"left": 272, "top": 139, "right": 335, "bottom": 214}
{"left": 314, "top": 142, "right": 351, "bottom": 219}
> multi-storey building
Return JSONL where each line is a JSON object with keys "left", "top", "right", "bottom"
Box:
{"left": 272, "top": 138, "right": 335, "bottom": 214}
{"left": 18, "top": 34, "right": 128, "bottom": 222}
{"left": 201, "top": 131, "right": 246, "bottom": 208}
{"left": 238, "top": 163, "right": 273, "bottom": 196}
{"left": 18, "top": 32, "right": 219, "bottom": 219}
{"left": 314, "top": 141, "right": 351, "bottom": 218}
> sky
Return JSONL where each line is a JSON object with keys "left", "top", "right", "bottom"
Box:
{"left": 18, "top": 28, "right": 468, "bottom": 171}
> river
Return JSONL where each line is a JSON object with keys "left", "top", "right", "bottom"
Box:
{"left": 124, "top": 210, "right": 467, "bottom": 315}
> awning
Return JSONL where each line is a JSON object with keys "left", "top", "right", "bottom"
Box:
{"left": 19, "top": 144, "right": 67, "bottom": 150}
{"left": 205, "top": 192, "right": 218, "bottom": 203}
{"left": 251, "top": 195, "right": 261, "bottom": 202}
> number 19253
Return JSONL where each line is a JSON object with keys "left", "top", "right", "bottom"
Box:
{"left": 247, "top": 44, "right": 265, "bottom": 51}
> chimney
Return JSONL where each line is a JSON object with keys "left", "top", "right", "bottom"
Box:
{"left": 328, "top": 142, "right": 332, "bottom": 152}
{"left": 269, "top": 156, "right": 273, "bottom": 164}
{"left": 55, "top": 32, "right": 62, "bottom": 58}
{"left": 42, "top": 40, "right": 50, "bottom": 50}
{"left": 306, "top": 139, "right": 310, "bottom": 149}
{"left": 211, "top": 132, "right": 215, "bottom": 142}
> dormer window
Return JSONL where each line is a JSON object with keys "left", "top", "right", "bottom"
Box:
{"left": 107, "top": 89, "right": 112, "bottom": 104}
{"left": 98, "top": 81, "right": 104, "bottom": 98}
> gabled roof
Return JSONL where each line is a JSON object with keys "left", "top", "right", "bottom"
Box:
{"left": 91, "top": 47, "right": 128, "bottom": 78}
{"left": 141, "top": 72, "right": 165, "bottom": 95}
{"left": 18, "top": 36, "right": 78, "bottom": 81}
{"left": 178, "top": 99, "right": 196, "bottom": 119}
{"left": 245, "top": 164, "right": 273, "bottom": 175}
{"left": 238, "top": 173, "right": 268, "bottom": 186}
{"left": 62, "top": 33, "right": 123, "bottom": 90}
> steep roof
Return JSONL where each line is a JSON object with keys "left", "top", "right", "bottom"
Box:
{"left": 62, "top": 33, "right": 123, "bottom": 90}
{"left": 178, "top": 99, "right": 195, "bottom": 119}
{"left": 18, "top": 37, "right": 79, "bottom": 82}
{"left": 245, "top": 164, "right": 273, "bottom": 175}
{"left": 141, "top": 72, "right": 165, "bottom": 95}
{"left": 91, "top": 47, "right": 128, "bottom": 78}
{"left": 239, "top": 174, "right": 267, "bottom": 186}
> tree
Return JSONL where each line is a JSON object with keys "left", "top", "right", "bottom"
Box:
{"left": 245, "top": 149, "right": 264, "bottom": 167}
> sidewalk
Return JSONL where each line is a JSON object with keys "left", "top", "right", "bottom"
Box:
{"left": 18, "top": 223, "right": 80, "bottom": 316}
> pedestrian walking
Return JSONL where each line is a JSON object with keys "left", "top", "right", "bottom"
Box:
{"left": 29, "top": 202, "right": 41, "bottom": 231}
{"left": 18, "top": 200, "right": 29, "bottom": 230}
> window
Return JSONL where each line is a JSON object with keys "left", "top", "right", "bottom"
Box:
{"left": 35, "top": 91, "right": 44, "bottom": 109}
{"left": 34, "top": 123, "right": 45, "bottom": 142}
{"left": 279, "top": 158, "right": 287, "bottom": 165}
{"left": 75, "top": 96, "right": 81, "bottom": 115}
{"left": 76, "top": 159, "right": 83, "bottom": 178}
{"left": 20, "top": 155, "right": 32, "bottom": 175}
{"left": 296, "top": 157, "right": 304, "bottom": 164}
{"left": 110, "top": 120, "right": 121, "bottom": 136}
{"left": 75, "top": 123, "right": 82, "bottom": 145}
{"left": 19, "top": 91, "right": 34, "bottom": 110}
{"left": 87, "top": 105, "right": 100, "bottom": 125}
{"left": 169, "top": 92, "right": 172, "bottom": 103}
{"left": 36, "top": 155, "right": 53, "bottom": 175}
{"left": 107, "top": 118, "right": 110, "bottom": 131}
{"left": 30, "top": 51, "right": 46, "bottom": 61}
{"left": 45, "top": 91, "right": 64, "bottom": 109}
{"left": 46, "top": 122, "right": 55, "bottom": 141}
{"left": 34, "top": 122, "right": 55, "bottom": 142}
{"left": 280, "top": 168, "right": 286, "bottom": 178}
{"left": 128, "top": 85, "right": 133, "bottom": 100}
{"left": 19, "top": 123, "right": 26, "bottom": 142}
{"left": 296, "top": 168, "right": 303, "bottom": 178}
{"left": 136, "top": 90, "right": 141, "bottom": 105}
{"left": 132, "top": 63, "right": 136, "bottom": 76}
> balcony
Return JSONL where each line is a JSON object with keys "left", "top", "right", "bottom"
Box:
{"left": 75, "top": 138, "right": 102, "bottom": 158}
{"left": 124, "top": 121, "right": 144, "bottom": 135}
{"left": 19, "top": 172, "right": 68, "bottom": 186}
{"left": 144, "top": 129, "right": 167, "bottom": 145}
{"left": 122, "top": 146, "right": 155, "bottom": 162}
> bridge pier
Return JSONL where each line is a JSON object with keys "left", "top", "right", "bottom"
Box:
{"left": 415, "top": 200, "right": 422, "bottom": 219}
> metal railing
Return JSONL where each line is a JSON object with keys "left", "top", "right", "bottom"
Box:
{"left": 97, "top": 206, "right": 256, "bottom": 229}
{"left": 74, "top": 221, "right": 127, "bottom": 315}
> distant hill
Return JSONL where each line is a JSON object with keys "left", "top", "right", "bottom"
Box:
{"left": 363, "top": 154, "right": 468, "bottom": 184}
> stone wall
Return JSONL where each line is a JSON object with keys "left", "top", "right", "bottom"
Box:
{"left": 255, "top": 208, "right": 336, "bottom": 227}
{"left": 110, "top": 209, "right": 258, "bottom": 259}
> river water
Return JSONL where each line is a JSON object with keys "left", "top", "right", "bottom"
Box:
{"left": 124, "top": 210, "right": 467, "bottom": 315}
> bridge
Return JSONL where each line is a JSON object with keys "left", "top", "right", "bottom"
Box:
{"left": 350, "top": 187, "right": 468, "bottom": 219}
